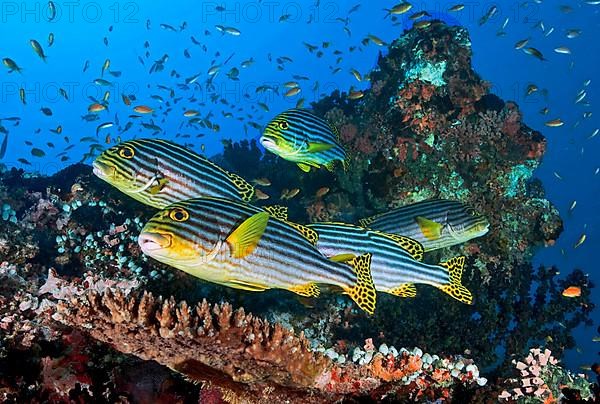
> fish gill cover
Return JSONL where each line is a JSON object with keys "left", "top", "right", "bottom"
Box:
{"left": 0, "top": 2, "right": 598, "bottom": 403}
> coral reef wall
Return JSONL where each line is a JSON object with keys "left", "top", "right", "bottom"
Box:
{"left": 0, "top": 21, "right": 595, "bottom": 402}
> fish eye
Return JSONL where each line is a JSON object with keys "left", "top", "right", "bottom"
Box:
{"left": 169, "top": 207, "right": 189, "bottom": 222}
{"left": 118, "top": 145, "right": 135, "bottom": 159}
{"left": 278, "top": 120, "right": 289, "bottom": 130}
{"left": 466, "top": 208, "right": 477, "bottom": 216}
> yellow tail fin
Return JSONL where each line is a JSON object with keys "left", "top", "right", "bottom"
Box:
{"left": 437, "top": 256, "right": 472, "bottom": 305}
{"left": 343, "top": 253, "right": 377, "bottom": 315}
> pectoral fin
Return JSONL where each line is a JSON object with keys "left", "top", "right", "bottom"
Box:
{"left": 415, "top": 216, "right": 443, "bottom": 241}
{"left": 329, "top": 253, "right": 356, "bottom": 263}
{"left": 307, "top": 142, "right": 334, "bottom": 153}
{"left": 226, "top": 212, "right": 269, "bottom": 259}
{"left": 148, "top": 177, "right": 168, "bottom": 194}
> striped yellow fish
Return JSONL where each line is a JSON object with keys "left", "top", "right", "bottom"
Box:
{"left": 92, "top": 139, "right": 255, "bottom": 208}
{"left": 260, "top": 109, "right": 347, "bottom": 172}
{"left": 359, "top": 199, "right": 489, "bottom": 251}
{"left": 307, "top": 222, "right": 472, "bottom": 304}
{"left": 138, "top": 197, "right": 377, "bottom": 314}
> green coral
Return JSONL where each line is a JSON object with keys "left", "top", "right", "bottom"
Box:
{"left": 436, "top": 171, "right": 470, "bottom": 200}
{"left": 404, "top": 60, "right": 447, "bottom": 87}
{"left": 498, "top": 162, "right": 537, "bottom": 198}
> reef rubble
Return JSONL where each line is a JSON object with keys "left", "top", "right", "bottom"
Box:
{"left": 0, "top": 20, "right": 597, "bottom": 402}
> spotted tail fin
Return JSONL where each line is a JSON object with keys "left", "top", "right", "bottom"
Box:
{"left": 343, "top": 253, "right": 377, "bottom": 315}
{"left": 437, "top": 256, "right": 473, "bottom": 305}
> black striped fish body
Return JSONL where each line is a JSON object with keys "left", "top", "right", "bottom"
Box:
{"left": 359, "top": 199, "right": 490, "bottom": 251}
{"left": 92, "top": 139, "right": 254, "bottom": 209}
{"left": 308, "top": 222, "right": 473, "bottom": 305}
{"left": 260, "top": 108, "right": 347, "bottom": 172}
{"left": 138, "top": 197, "right": 377, "bottom": 314}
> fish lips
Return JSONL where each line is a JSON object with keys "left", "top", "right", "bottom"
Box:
{"left": 138, "top": 232, "right": 172, "bottom": 254}
{"left": 92, "top": 159, "right": 115, "bottom": 179}
{"left": 259, "top": 136, "right": 277, "bottom": 151}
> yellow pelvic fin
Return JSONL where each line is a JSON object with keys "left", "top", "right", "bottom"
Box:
{"left": 329, "top": 253, "right": 356, "bottom": 263}
{"left": 415, "top": 216, "right": 443, "bottom": 241}
{"left": 224, "top": 279, "right": 268, "bottom": 292}
{"left": 263, "top": 205, "right": 288, "bottom": 221}
{"left": 297, "top": 163, "right": 311, "bottom": 172}
{"left": 388, "top": 283, "right": 417, "bottom": 298}
{"left": 437, "top": 256, "right": 473, "bottom": 305}
{"left": 343, "top": 253, "right": 377, "bottom": 315}
{"left": 287, "top": 221, "right": 319, "bottom": 246}
{"left": 228, "top": 171, "right": 256, "bottom": 202}
{"left": 148, "top": 177, "right": 168, "bottom": 194}
{"left": 307, "top": 142, "right": 334, "bottom": 153}
{"left": 226, "top": 212, "right": 269, "bottom": 259}
{"left": 288, "top": 282, "right": 320, "bottom": 297}
{"left": 370, "top": 230, "right": 424, "bottom": 261}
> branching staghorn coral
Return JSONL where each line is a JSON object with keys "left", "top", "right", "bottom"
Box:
{"left": 51, "top": 285, "right": 484, "bottom": 402}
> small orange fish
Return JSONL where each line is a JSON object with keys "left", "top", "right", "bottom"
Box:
{"left": 121, "top": 94, "right": 131, "bottom": 106}
{"left": 133, "top": 105, "right": 154, "bottom": 114}
{"left": 88, "top": 103, "right": 106, "bottom": 113}
{"left": 545, "top": 118, "right": 564, "bottom": 127}
{"left": 284, "top": 87, "right": 301, "bottom": 97}
{"left": 254, "top": 189, "right": 269, "bottom": 200}
{"left": 315, "top": 187, "right": 330, "bottom": 198}
{"left": 282, "top": 188, "right": 300, "bottom": 200}
{"left": 183, "top": 109, "right": 199, "bottom": 117}
{"left": 562, "top": 286, "right": 581, "bottom": 298}
{"left": 252, "top": 177, "right": 271, "bottom": 186}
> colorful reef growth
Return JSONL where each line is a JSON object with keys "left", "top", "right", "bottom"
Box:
{"left": 0, "top": 21, "right": 597, "bottom": 402}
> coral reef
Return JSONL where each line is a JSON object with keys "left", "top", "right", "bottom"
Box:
{"left": 51, "top": 279, "right": 484, "bottom": 402}
{"left": 499, "top": 348, "right": 593, "bottom": 402}
{"left": 0, "top": 20, "right": 597, "bottom": 402}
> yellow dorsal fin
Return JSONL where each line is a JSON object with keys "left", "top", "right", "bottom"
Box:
{"left": 415, "top": 216, "right": 443, "bottom": 241}
{"left": 263, "top": 205, "right": 288, "bottom": 220}
{"left": 307, "top": 142, "right": 334, "bottom": 153}
{"left": 227, "top": 172, "right": 255, "bottom": 202}
{"left": 330, "top": 124, "right": 340, "bottom": 142}
{"left": 342, "top": 253, "right": 377, "bottom": 315}
{"left": 358, "top": 212, "right": 383, "bottom": 228}
{"left": 297, "top": 163, "right": 311, "bottom": 172}
{"left": 287, "top": 221, "right": 319, "bottom": 246}
{"left": 388, "top": 283, "right": 417, "bottom": 298}
{"left": 226, "top": 212, "right": 269, "bottom": 259}
{"left": 437, "top": 256, "right": 473, "bottom": 305}
{"left": 370, "top": 230, "right": 424, "bottom": 261}
{"left": 329, "top": 253, "right": 356, "bottom": 263}
{"left": 288, "top": 282, "right": 320, "bottom": 297}
{"left": 200, "top": 156, "right": 255, "bottom": 202}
